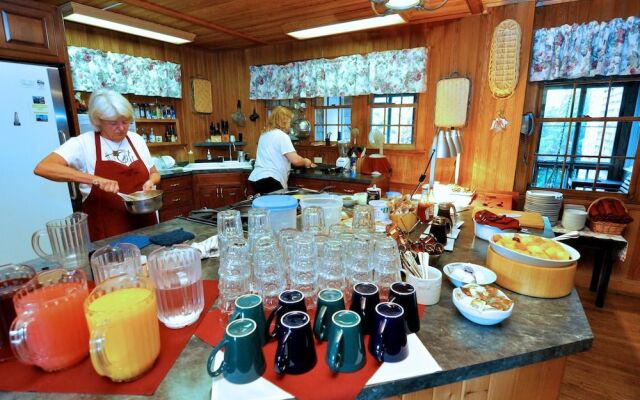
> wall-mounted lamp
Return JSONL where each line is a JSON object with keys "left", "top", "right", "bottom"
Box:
{"left": 60, "top": 2, "right": 196, "bottom": 45}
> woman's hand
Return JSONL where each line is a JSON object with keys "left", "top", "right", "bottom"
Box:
{"left": 304, "top": 158, "right": 317, "bottom": 168}
{"left": 142, "top": 179, "right": 156, "bottom": 191}
{"left": 92, "top": 177, "right": 119, "bottom": 193}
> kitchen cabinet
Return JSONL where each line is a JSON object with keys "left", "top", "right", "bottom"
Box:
{"left": 157, "top": 175, "right": 193, "bottom": 222}
{"left": 193, "top": 172, "right": 247, "bottom": 209}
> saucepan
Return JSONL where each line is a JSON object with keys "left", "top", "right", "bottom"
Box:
{"left": 119, "top": 190, "right": 163, "bottom": 214}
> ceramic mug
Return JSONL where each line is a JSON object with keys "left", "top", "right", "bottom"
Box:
{"left": 388, "top": 282, "right": 420, "bottom": 333}
{"left": 313, "top": 288, "right": 345, "bottom": 341}
{"left": 369, "top": 302, "right": 408, "bottom": 363}
{"left": 207, "top": 318, "right": 266, "bottom": 384}
{"left": 274, "top": 311, "right": 317, "bottom": 375}
{"left": 349, "top": 282, "right": 380, "bottom": 335}
{"left": 266, "top": 289, "right": 307, "bottom": 339}
{"left": 326, "top": 310, "right": 366, "bottom": 373}
{"left": 230, "top": 294, "right": 268, "bottom": 346}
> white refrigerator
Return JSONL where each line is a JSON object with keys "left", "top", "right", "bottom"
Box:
{"left": 0, "top": 60, "right": 76, "bottom": 264}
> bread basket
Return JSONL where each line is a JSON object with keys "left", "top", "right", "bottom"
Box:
{"left": 587, "top": 197, "right": 629, "bottom": 235}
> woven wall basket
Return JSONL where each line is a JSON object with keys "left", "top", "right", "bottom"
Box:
{"left": 191, "top": 78, "right": 212, "bottom": 114}
{"left": 488, "top": 19, "right": 521, "bottom": 99}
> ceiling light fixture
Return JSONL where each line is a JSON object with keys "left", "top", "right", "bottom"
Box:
{"left": 60, "top": 2, "right": 195, "bottom": 45}
{"left": 370, "top": 0, "right": 449, "bottom": 15}
{"left": 287, "top": 14, "right": 405, "bottom": 40}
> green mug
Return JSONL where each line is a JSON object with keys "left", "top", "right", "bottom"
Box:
{"left": 326, "top": 310, "right": 366, "bottom": 373}
{"left": 207, "top": 319, "right": 266, "bottom": 384}
{"left": 313, "top": 288, "right": 345, "bottom": 341}
{"left": 230, "top": 294, "right": 267, "bottom": 346}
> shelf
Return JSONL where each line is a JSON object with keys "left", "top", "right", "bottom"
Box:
{"left": 194, "top": 141, "right": 246, "bottom": 148}
{"left": 136, "top": 118, "right": 177, "bottom": 123}
{"left": 147, "top": 142, "right": 184, "bottom": 147}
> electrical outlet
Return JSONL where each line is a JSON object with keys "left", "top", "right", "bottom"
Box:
{"left": 313, "top": 157, "right": 323, "bottom": 164}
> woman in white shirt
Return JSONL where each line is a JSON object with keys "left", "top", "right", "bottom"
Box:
{"left": 249, "top": 106, "right": 315, "bottom": 194}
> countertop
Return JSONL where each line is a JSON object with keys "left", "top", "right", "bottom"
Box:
{"left": 6, "top": 211, "right": 593, "bottom": 400}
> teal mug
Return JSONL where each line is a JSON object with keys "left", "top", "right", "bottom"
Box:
{"left": 313, "top": 288, "right": 345, "bottom": 341}
{"left": 230, "top": 294, "right": 267, "bottom": 346}
{"left": 207, "top": 319, "right": 266, "bottom": 384}
{"left": 326, "top": 310, "right": 366, "bottom": 373}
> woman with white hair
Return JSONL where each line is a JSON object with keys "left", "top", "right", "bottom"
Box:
{"left": 34, "top": 89, "right": 160, "bottom": 240}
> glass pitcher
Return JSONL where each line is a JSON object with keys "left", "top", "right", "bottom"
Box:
{"left": 147, "top": 245, "right": 204, "bottom": 329}
{"left": 0, "top": 264, "right": 36, "bottom": 362}
{"left": 31, "top": 212, "right": 91, "bottom": 271}
{"left": 90, "top": 243, "right": 143, "bottom": 284}
{"left": 10, "top": 269, "right": 89, "bottom": 371}
{"left": 85, "top": 274, "right": 160, "bottom": 382}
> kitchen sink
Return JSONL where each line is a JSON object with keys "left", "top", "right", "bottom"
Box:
{"left": 182, "top": 161, "right": 252, "bottom": 171}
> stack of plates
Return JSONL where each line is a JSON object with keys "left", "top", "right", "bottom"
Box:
{"left": 524, "top": 190, "right": 563, "bottom": 225}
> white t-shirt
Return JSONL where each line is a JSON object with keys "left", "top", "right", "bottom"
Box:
{"left": 248, "top": 128, "right": 296, "bottom": 189}
{"left": 55, "top": 131, "right": 154, "bottom": 201}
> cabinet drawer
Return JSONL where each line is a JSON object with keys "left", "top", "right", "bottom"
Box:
{"left": 159, "top": 205, "right": 193, "bottom": 222}
{"left": 159, "top": 175, "right": 192, "bottom": 193}
{"left": 195, "top": 172, "right": 247, "bottom": 186}
{"left": 163, "top": 189, "right": 193, "bottom": 209}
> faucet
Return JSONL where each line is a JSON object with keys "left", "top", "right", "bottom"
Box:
{"left": 229, "top": 142, "right": 236, "bottom": 161}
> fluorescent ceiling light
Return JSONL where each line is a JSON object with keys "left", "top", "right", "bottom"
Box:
{"left": 287, "top": 15, "right": 405, "bottom": 40}
{"left": 60, "top": 2, "right": 195, "bottom": 45}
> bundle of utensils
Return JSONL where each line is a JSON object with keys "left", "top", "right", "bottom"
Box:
{"left": 401, "top": 251, "right": 429, "bottom": 279}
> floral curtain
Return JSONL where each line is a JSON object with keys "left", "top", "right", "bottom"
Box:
{"left": 530, "top": 16, "right": 640, "bottom": 82}
{"left": 67, "top": 46, "right": 182, "bottom": 98}
{"left": 249, "top": 47, "right": 427, "bottom": 99}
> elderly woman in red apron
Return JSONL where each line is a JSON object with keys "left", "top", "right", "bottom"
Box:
{"left": 35, "top": 89, "right": 160, "bottom": 240}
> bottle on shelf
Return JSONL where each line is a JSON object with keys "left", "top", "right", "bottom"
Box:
{"left": 170, "top": 126, "right": 177, "bottom": 143}
{"left": 139, "top": 127, "right": 148, "bottom": 142}
{"left": 148, "top": 127, "right": 156, "bottom": 143}
{"left": 206, "top": 149, "right": 212, "bottom": 161}
{"left": 144, "top": 104, "right": 152, "bottom": 119}
{"left": 155, "top": 103, "right": 161, "bottom": 120}
{"left": 170, "top": 105, "right": 176, "bottom": 119}
{"left": 188, "top": 147, "right": 195, "bottom": 163}
{"left": 164, "top": 125, "right": 171, "bottom": 142}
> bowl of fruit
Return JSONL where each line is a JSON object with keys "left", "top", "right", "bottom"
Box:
{"left": 490, "top": 233, "right": 580, "bottom": 267}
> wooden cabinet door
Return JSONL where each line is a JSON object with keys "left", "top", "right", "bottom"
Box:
{"left": 0, "top": 0, "right": 63, "bottom": 63}
{"left": 194, "top": 187, "right": 225, "bottom": 210}
{"left": 220, "top": 186, "right": 243, "bottom": 207}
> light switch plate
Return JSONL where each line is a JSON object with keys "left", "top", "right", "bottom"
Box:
{"left": 313, "top": 157, "right": 323, "bottom": 164}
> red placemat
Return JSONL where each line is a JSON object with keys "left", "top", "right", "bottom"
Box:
{"left": 0, "top": 279, "right": 219, "bottom": 396}
{"left": 195, "top": 305, "right": 425, "bottom": 400}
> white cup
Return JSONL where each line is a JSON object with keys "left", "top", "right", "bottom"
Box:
{"left": 561, "top": 209, "right": 588, "bottom": 231}
{"left": 369, "top": 200, "right": 390, "bottom": 222}
{"left": 405, "top": 267, "right": 442, "bottom": 305}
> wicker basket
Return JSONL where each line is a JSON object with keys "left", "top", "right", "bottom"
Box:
{"left": 587, "top": 197, "right": 629, "bottom": 235}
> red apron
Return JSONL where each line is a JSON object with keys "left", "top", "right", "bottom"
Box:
{"left": 83, "top": 132, "right": 157, "bottom": 241}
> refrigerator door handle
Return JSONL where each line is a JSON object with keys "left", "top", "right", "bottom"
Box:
{"left": 58, "top": 129, "right": 68, "bottom": 144}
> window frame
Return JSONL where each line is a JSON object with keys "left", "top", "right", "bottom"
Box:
{"left": 528, "top": 76, "right": 640, "bottom": 198}
{"left": 311, "top": 96, "right": 353, "bottom": 143}
{"left": 368, "top": 93, "right": 418, "bottom": 148}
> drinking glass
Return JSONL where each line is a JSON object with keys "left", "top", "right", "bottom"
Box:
{"left": 147, "top": 245, "right": 204, "bottom": 329}
{"left": 0, "top": 264, "right": 36, "bottom": 362}
{"left": 90, "top": 243, "right": 142, "bottom": 284}
{"left": 85, "top": 274, "right": 160, "bottom": 382}
{"left": 317, "top": 239, "right": 346, "bottom": 293}
{"left": 218, "top": 237, "right": 251, "bottom": 317}
{"left": 31, "top": 212, "right": 91, "bottom": 271}
{"left": 352, "top": 205, "right": 375, "bottom": 234}
{"left": 217, "top": 210, "right": 243, "bottom": 259}
{"left": 329, "top": 223, "right": 351, "bottom": 238}
{"left": 278, "top": 228, "right": 299, "bottom": 286}
{"left": 371, "top": 237, "right": 402, "bottom": 299}
{"left": 315, "top": 234, "right": 328, "bottom": 258}
{"left": 11, "top": 269, "right": 89, "bottom": 371}
{"left": 302, "top": 206, "right": 325, "bottom": 235}
{"left": 289, "top": 233, "right": 318, "bottom": 308}
{"left": 253, "top": 236, "right": 285, "bottom": 309}
{"left": 346, "top": 233, "right": 374, "bottom": 289}
{"left": 248, "top": 208, "right": 271, "bottom": 238}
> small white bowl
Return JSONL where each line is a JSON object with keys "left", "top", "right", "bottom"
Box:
{"left": 452, "top": 285, "right": 514, "bottom": 325}
{"left": 341, "top": 195, "right": 355, "bottom": 207}
{"left": 443, "top": 263, "right": 497, "bottom": 287}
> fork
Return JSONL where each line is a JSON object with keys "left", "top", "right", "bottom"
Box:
{"left": 463, "top": 264, "right": 477, "bottom": 284}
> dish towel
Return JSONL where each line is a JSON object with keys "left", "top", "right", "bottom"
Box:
{"left": 474, "top": 210, "right": 520, "bottom": 230}
{"left": 110, "top": 235, "right": 151, "bottom": 249}
{"left": 149, "top": 228, "right": 195, "bottom": 246}
{"left": 191, "top": 235, "right": 219, "bottom": 259}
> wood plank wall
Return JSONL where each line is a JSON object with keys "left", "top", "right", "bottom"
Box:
{"left": 516, "top": 0, "right": 640, "bottom": 296}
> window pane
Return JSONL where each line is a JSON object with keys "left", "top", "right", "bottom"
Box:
{"left": 627, "top": 121, "right": 639, "bottom": 157}
{"left": 578, "top": 86, "right": 609, "bottom": 118}
{"left": 373, "top": 96, "right": 387, "bottom": 104}
{"left": 400, "top": 107, "right": 415, "bottom": 125}
{"left": 389, "top": 108, "right": 400, "bottom": 124}
{"left": 536, "top": 122, "right": 574, "bottom": 159}
{"left": 343, "top": 97, "right": 352, "bottom": 106}
{"left": 387, "top": 127, "right": 399, "bottom": 144}
{"left": 575, "top": 121, "right": 606, "bottom": 159}
{"left": 390, "top": 96, "right": 402, "bottom": 105}
{"left": 340, "top": 108, "right": 351, "bottom": 125}
{"left": 326, "top": 125, "right": 338, "bottom": 141}
{"left": 399, "top": 127, "right": 413, "bottom": 144}
{"left": 402, "top": 95, "right": 415, "bottom": 104}
{"left": 340, "top": 127, "right": 351, "bottom": 142}
{"left": 315, "top": 125, "right": 325, "bottom": 141}
{"left": 533, "top": 161, "right": 564, "bottom": 188}
{"left": 326, "top": 109, "right": 338, "bottom": 125}
{"left": 371, "top": 108, "right": 385, "bottom": 124}
{"left": 315, "top": 109, "right": 324, "bottom": 125}
{"left": 542, "top": 87, "right": 575, "bottom": 118}
{"left": 606, "top": 87, "right": 624, "bottom": 117}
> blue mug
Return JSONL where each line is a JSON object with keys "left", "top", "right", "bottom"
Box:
{"left": 388, "top": 282, "right": 420, "bottom": 334}
{"left": 230, "top": 294, "right": 268, "bottom": 345}
{"left": 326, "top": 310, "right": 366, "bottom": 373}
{"left": 274, "top": 311, "right": 317, "bottom": 375}
{"left": 265, "top": 289, "right": 307, "bottom": 339}
{"left": 314, "top": 288, "right": 345, "bottom": 341}
{"left": 349, "top": 282, "right": 380, "bottom": 335}
{"left": 368, "top": 302, "right": 408, "bottom": 363}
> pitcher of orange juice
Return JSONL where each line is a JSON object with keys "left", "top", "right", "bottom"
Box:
{"left": 10, "top": 269, "right": 89, "bottom": 371}
{"left": 85, "top": 274, "right": 160, "bottom": 382}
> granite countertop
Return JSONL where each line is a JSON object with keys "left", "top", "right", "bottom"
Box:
{"left": 8, "top": 211, "right": 593, "bottom": 400}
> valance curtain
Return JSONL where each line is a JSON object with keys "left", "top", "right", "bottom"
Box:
{"left": 530, "top": 16, "right": 640, "bottom": 82}
{"left": 67, "top": 46, "right": 183, "bottom": 98}
{"left": 249, "top": 47, "right": 428, "bottom": 99}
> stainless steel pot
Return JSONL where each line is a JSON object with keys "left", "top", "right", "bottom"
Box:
{"left": 237, "top": 151, "right": 246, "bottom": 162}
{"left": 122, "top": 190, "right": 163, "bottom": 214}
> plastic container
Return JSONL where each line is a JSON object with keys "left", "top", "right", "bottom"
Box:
{"left": 252, "top": 195, "right": 298, "bottom": 235}
{"left": 299, "top": 195, "right": 343, "bottom": 233}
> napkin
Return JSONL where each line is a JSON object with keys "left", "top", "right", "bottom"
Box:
{"left": 149, "top": 228, "right": 195, "bottom": 246}
{"left": 191, "top": 235, "right": 219, "bottom": 259}
{"left": 110, "top": 235, "right": 151, "bottom": 249}
{"left": 474, "top": 210, "right": 520, "bottom": 230}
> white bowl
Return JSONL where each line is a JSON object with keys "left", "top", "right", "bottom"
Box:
{"left": 474, "top": 221, "right": 503, "bottom": 241}
{"left": 443, "top": 263, "right": 497, "bottom": 287}
{"left": 490, "top": 233, "right": 580, "bottom": 267}
{"left": 452, "top": 285, "right": 514, "bottom": 325}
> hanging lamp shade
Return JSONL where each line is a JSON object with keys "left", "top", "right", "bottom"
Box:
{"left": 445, "top": 130, "right": 457, "bottom": 156}
{"left": 451, "top": 129, "right": 463, "bottom": 154}
{"left": 435, "top": 129, "right": 452, "bottom": 158}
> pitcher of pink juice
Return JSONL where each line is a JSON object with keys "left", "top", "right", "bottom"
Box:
{"left": 10, "top": 269, "right": 89, "bottom": 371}
{"left": 147, "top": 245, "right": 204, "bottom": 329}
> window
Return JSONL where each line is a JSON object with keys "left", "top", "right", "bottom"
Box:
{"left": 370, "top": 94, "right": 417, "bottom": 145}
{"left": 313, "top": 96, "right": 352, "bottom": 142}
{"left": 532, "top": 78, "right": 640, "bottom": 194}
{"left": 264, "top": 99, "right": 297, "bottom": 118}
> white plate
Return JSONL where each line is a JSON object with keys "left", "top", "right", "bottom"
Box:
{"left": 489, "top": 233, "right": 580, "bottom": 267}
{"left": 526, "top": 190, "right": 563, "bottom": 199}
